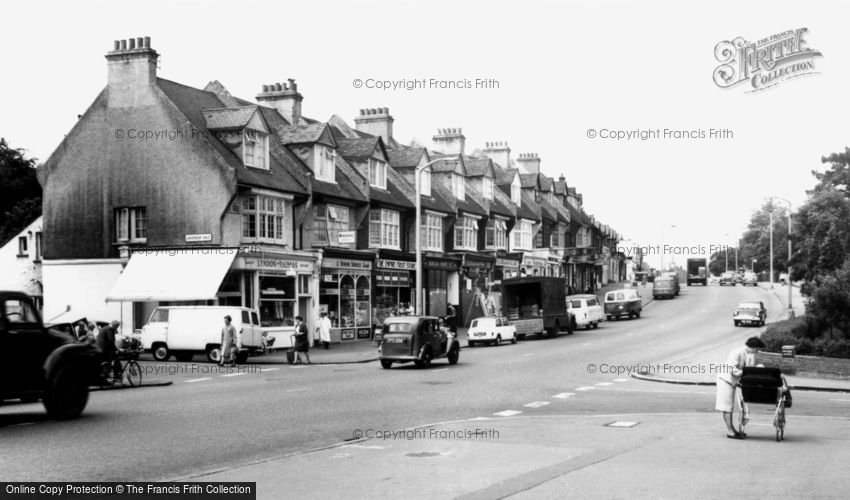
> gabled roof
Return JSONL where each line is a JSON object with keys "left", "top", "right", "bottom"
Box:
{"left": 463, "top": 156, "right": 495, "bottom": 178}
{"left": 520, "top": 173, "right": 540, "bottom": 189}
{"left": 494, "top": 165, "right": 518, "bottom": 186}
{"left": 540, "top": 176, "right": 554, "bottom": 192}
{"left": 430, "top": 154, "right": 465, "bottom": 175}
{"left": 278, "top": 123, "right": 335, "bottom": 147}
{"left": 456, "top": 193, "right": 488, "bottom": 217}
{"left": 555, "top": 204, "right": 571, "bottom": 224}
{"left": 491, "top": 190, "right": 515, "bottom": 219}
{"left": 335, "top": 136, "right": 383, "bottom": 160}
{"left": 554, "top": 179, "right": 568, "bottom": 196}
{"left": 538, "top": 195, "right": 559, "bottom": 224}
{"left": 388, "top": 148, "right": 427, "bottom": 169}
{"left": 157, "top": 78, "right": 307, "bottom": 196}
{"left": 203, "top": 106, "right": 261, "bottom": 130}
{"left": 518, "top": 191, "right": 541, "bottom": 221}
{"left": 371, "top": 168, "right": 415, "bottom": 210}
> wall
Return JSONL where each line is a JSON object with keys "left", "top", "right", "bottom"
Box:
{"left": 0, "top": 217, "right": 43, "bottom": 297}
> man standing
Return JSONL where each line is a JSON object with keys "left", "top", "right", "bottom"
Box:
{"left": 293, "top": 316, "right": 310, "bottom": 364}
{"left": 316, "top": 312, "right": 332, "bottom": 350}
{"left": 444, "top": 304, "right": 457, "bottom": 335}
{"left": 96, "top": 320, "right": 121, "bottom": 381}
{"left": 220, "top": 315, "right": 237, "bottom": 367}
{"left": 716, "top": 336, "right": 765, "bottom": 439}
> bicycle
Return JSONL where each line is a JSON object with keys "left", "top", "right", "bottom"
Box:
{"left": 99, "top": 349, "right": 143, "bottom": 388}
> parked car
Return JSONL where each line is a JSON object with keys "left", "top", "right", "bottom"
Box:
{"left": 604, "top": 289, "right": 643, "bottom": 320}
{"left": 378, "top": 316, "right": 460, "bottom": 369}
{"left": 734, "top": 272, "right": 744, "bottom": 284}
{"left": 140, "top": 306, "right": 267, "bottom": 362}
{"left": 661, "top": 272, "right": 681, "bottom": 295}
{"left": 1, "top": 291, "right": 101, "bottom": 419}
{"left": 567, "top": 294, "right": 604, "bottom": 330}
{"left": 734, "top": 301, "right": 766, "bottom": 326}
{"left": 742, "top": 272, "right": 758, "bottom": 286}
{"left": 467, "top": 316, "right": 517, "bottom": 347}
{"left": 45, "top": 318, "right": 109, "bottom": 341}
{"left": 719, "top": 271, "right": 737, "bottom": 286}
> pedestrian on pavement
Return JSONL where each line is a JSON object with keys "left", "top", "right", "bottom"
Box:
{"left": 716, "top": 336, "right": 765, "bottom": 439}
{"left": 316, "top": 312, "right": 332, "bottom": 350}
{"left": 96, "top": 320, "right": 122, "bottom": 382}
{"left": 444, "top": 304, "right": 457, "bottom": 335}
{"left": 220, "top": 315, "right": 237, "bottom": 367}
{"left": 293, "top": 316, "right": 310, "bottom": 364}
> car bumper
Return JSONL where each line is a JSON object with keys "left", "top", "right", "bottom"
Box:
{"left": 468, "top": 331, "right": 497, "bottom": 341}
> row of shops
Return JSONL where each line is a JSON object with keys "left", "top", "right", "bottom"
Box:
{"left": 105, "top": 245, "right": 621, "bottom": 344}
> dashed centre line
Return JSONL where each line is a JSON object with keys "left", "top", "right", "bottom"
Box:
{"left": 493, "top": 410, "right": 522, "bottom": 417}
{"left": 523, "top": 401, "right": 550, "bottom": 408}
{"left": 185, "top": 378, "right": 212, "bottom": 383}
{"left": 552, "top": 393, "right": 575, "bottom": 399}
{"left": 221, "top": 373, "right": 245, "bottom": 378}
{"left": 575, "top": 386, "right": 596, "bottom": 391}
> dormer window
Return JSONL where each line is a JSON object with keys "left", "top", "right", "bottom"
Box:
{"left": 369, "top": 159, "right": 387, "bottom": 189}
{"left": 243, "top": 129, "right": 269, "bottom": 169}
{"left": 314, "top": 145, "right": 336, "bottom": 183}
{"left": 452, "top": 173, "right": 466, "bottom": 199}
{"left": 420, "top": 168, "right": 431, "bottom": 197}
{"left": 511, "top": 179, "right": 521, "bottom": 204}
{"left": 482, "top": 177, "right": 494, "bottom": 201}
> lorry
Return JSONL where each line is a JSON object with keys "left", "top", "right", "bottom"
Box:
{"left": 687, "top": 258, "right": 708, "bottom": 286}
{"left": 501, "top": 277, "right": 574, "bottom": 339}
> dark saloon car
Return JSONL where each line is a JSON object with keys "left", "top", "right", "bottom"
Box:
{"left": 734, "top": 301, "right": 766, "bottom": 327}
{"left": 1, "top": 291, "right": 102, "bottom": 419}
{"left": 378, "top": 316, "right": 460, "bottom": 369}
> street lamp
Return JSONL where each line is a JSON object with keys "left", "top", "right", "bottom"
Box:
{"left": 415, "top": 156, "right": 459, "bottom": 315}
{"left": 660, "top": 224, "right": 676, "bottom": 271}
{"left": 751, "top": 258, "right": 757, "bottom": 272}
{"left": 769, "top": 196, "right": 794, "bottom": 317}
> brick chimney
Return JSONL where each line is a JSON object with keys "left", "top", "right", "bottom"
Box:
{"left": 256, "top": 78, "right": 303, "bottom": 125}
{"left": 516, "top": 153, "right": 541, "bottom": 175}
{"left": 432, "top": 128, "right": 465, "bottom": 155}
{"left": 105, "top": 37, "right": 158, "bottom": 107}
{"left": 354, "top": 107, "right": 394, "bottom": 143}
{"left": 481, "top": 141, "right": 511, "bottom": 169}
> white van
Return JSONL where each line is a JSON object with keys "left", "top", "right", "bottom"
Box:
{"left": 141, "top": 306, "right": 265, "bottom": 362}
{"left": 567, "top": 294, "right": 604, "bottom": 329}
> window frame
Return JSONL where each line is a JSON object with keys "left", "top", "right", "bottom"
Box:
{"left": 421, "top": 212, "right": 444, "bottom": 251}
{"left": 454, "top": 215, "right": 478, "bottom": 251}
{"left": 452, "top": 173, "right": 466, "bottom": 199}
{"left": 115, "top": 207, "right": 147, "bottom": 243}
{"left": 369, "top": 158, "right": 388, "bottom": 189}
{"left": 485, "top": 218, "right": 507, "bottom": 250}
{"left": 243, "top": 129, "right": 269, "bottom": 169}
{"left": 419, "top": 168, "right": 431, "bottom": 197}
{"left": 314, "top": 144, "right": 337, "bottom": 183}
{"left": 369, "top": 208, "right": 400, "bottom": 249}
{"left": 482, "top": 177, "right": 494, "bottom": 201}
{"left": 241, "top": 195, "right": 286, "bottom": 244}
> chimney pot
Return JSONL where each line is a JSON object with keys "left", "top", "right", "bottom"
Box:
{"left": 128, "top": 38, "right": 136, "bottom": 49}
{"left": 288, "top": 78, "right": 295, "bottom": 87}
{"left": 120, "top": 39, "right": 127, "bottom": 50}
{"left": 275, "top": 83, "right": 282, "bottom": 91}
{"left": 370, "top": 108, "right": 377, "bottom": 114}
{"left": 144, "top": 36, "right": 151, "bottom": 48}
{"left": 458, "top": 127, "right": 462, "bottom": 134}
{"left": 262, "top": 85, "right": 269, "bottom": 92}
{"left": 113, "top": 40, "right": 120, "bottom": 50}
{"left": 136, "top": 37, "right": 144, "bottom": 48}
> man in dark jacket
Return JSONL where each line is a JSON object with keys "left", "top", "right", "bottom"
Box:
{"left": 444, "top": 305, "right": 458, "bottom": 335}
{"left": 97, "top": 320, "right": 121, "bottom": 381}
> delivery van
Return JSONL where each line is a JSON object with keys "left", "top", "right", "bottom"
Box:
{"left": 140, "top": 306, "right": 266, "bottom": 362}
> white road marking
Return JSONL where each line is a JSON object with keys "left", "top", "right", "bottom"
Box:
{"left": 607, "top": 421, "right": 639, "bottom": 428}
{"left": 595, "top": 382, "right": 613, "bottom": 386}
{"left": 185, "top": 378, "right": 212, "bottom": 383}
{"left": 523, "top": 353, "right": 535, "bottom": 357}
{"left": 830, "top": 399, "right": 850, "bottom": 402}
{"left": 596, "top": 387, "right": 714, "bottom": 395}
{"left": 523, "top": 401, "right": 551, "bottom": 408}
{"left": 432, "top": 368, "right": 448, "bottom": 373}
{"left": 493, "top": 410, "right": 522, "bottom": 417}
{"left": 613, "top": 378, "right": 629, "bottom": 383}
{"left": 552, "top": 393, "right": 575, "bottom": 399}
{"left": 345, "top": 444, "right": 386, "bottom": 450}
{"left": 575, "top": 386, "right": 596, "bottom": 391}
{"left": 286, "top": 387, "right": 308, "bottom": 393}
{"left": 221, "top": 373, "right": 245, "bottom": 378}
{"left": 583, "top": 343, "right": 591, "bottom": 346}
{"left": 260, "top": 368, "right": 280, "bottom": 372}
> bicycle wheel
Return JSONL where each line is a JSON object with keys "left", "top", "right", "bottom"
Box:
{"left": 735, "top": 392, "right": 747, "bottom": 434}
{"left": 124, "top": 360, "right": 143, "bottom": 387}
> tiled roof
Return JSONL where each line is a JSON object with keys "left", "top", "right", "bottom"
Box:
{"left": 494, "top": 165, "right": 517, "bottom": 186}
{"left": 371, "top": 169, "right": 415, "bottom": 210}
{"left": 567, "top": 186, "right": 577, "bottom": 195}
{"left": 540, "top": 176, "right": 554, "bottom": 192}
{"left": 202, "top": 106, "right": 257, "bottom": 130}
{"left": 278, "top": 123, "right": 328, "bottom": 145}
{"left": 554, "top": 179, "right": 568, "bottom": 195}
{"left": 538, "top": 196, "right": 559, "bottom": 223}
{"left": 457, "top": 194, "right": 488, "bottom": 217}
{"left": 520, "top": 173, "right": 539, "bottom": 189}
{"left": 430, "top": 154, "right": 464, "bottom": 174}
{"left": 463, "top": 156, "right": 493, "bottom": 177}
{"left": 388, "top": 148, "right": 426, "bottom": 168}
{"left": 335, "top": 137, "right": 380, "bottom": 159}
{"left": 555, "top": 203, "right": 571, "bottom": 224}
{"left": 518, "top": 191, "right": 541, "bottom": 221}
{"left": 491, "top": 191, "right": 515, "bottom": 219}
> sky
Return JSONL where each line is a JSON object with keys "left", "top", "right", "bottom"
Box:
{"left": 2, "top": 0, "right": 846, "bottom": 269}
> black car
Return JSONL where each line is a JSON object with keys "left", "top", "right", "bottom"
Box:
{"left": 1, "top": 291, "right": 101, "bottom": 419}
{"left": 378, "top": 316, "right": 460, "bottom": 369}
{"left": 45, "top": 318, "right": 109, "bottom": 341}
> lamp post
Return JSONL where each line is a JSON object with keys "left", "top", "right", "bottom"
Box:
{"left": 769, "top": 197, "right": 794, "bottom": 316}
{"left": 660, "top": 224, "right": 676, "bottom": 272}
{"left": 415, "top": 156, "right": 458, "bottom": 315}
{"left": 769, "top": 210, "right": 774, "bottom": 286}
{"left": 723, "top": 233, "right": 730, "bottom": 272}
{"left": 752, "top": 258, "right": 757, "bottom": 272}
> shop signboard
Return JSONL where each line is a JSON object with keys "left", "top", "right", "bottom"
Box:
{"left": 377, "top": 259, "right": 416, "bottom": 270}
{"left": 324, "top": 258, "right": 372, "bottom": 271}
{"left": 337, "top": 231, "right": 356, "bottom": 244}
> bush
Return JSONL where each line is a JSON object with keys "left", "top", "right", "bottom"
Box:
{"left": 760, "top": 317, "right": 850, "bottom": 358}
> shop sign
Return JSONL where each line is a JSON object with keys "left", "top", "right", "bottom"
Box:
{"left": 341, "top": 329, "right": 356, "bottom": 340}
{"left": 185, "top": 233, "right": 212, "bottom": 242}
{"left": 338, "top": 231, "right": 356, "bottom": 244}
{"left": 548, "top": 256, "right": 561, "bottom": 264}
{"left": 324, "top": 258, "right": 372, "bottom": 270}
{"left": 357, "top": 328, "right": 371, "bottom": 340}
{"left": 377, "top": 259, "right": 416, "bottom": 270}
{"left": 424, "top": 259, "right": 457, "bottom": 270}
{"left": 496, "top": 258, "right": 519, "bottom": 269}
{"left": 522, "top": 257, "right": 547, "bottom": 268}
{"left": 238, "top": 257, "right": 314, "bottom": 273}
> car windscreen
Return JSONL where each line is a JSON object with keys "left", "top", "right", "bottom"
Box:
{"left": 386, "top": 322, "right": 414, "bottom": 333}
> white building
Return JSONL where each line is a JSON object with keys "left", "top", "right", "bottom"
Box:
{"left": 0, "top": 216, "right": 44, "bottom": 308}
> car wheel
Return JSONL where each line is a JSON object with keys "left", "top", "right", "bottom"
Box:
{"left": 447, "top": 345, "right": 460, "bottom": 365}
{"left": 206, "top": 345, "right": 222, "bottom": 363}
{"left": 152, "top": 343, "right": 170, "bottom": 362}
{"left": 43, "top": 365, "right": 89, "bottom": 420}
{"left": 495, "top": 334, "right": 502, "bottom": 346}
{"left": 592, "top": 322, "right": 598, "bottom": 329}
{"left": 760, "top": 319, "right": 765, "bottom": 327}
{"left": 235, "top": 351, "right": 249, "bottom": 364}
{"left": 467, "top": 341, "right": 475, "bottom": 348}
{"left": 517, "top": 334, "right": 526, "bottom": 340}
{"left": 606, "top": 315, "right": 612, "bottom": 321}
{"left": 636, "top": 311, "right": 641, "bottom": 319}
{"left": 380, "top": 359, "right": 393, "bottom": 369}
{"left": 734, "top": 320, "right": 740, "bottom": 327}
{"left": 174, "top": 352, "right": 193, "bottom": 362}
{"left": 415, "top": 349, "right": 433, "bottom": 368}
{"left": 510, "top": 334, "right": 517, "bottom": 344}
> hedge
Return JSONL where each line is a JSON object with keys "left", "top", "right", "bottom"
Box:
{"left": 761, "top": 317, "right": 850, "bottom": 359}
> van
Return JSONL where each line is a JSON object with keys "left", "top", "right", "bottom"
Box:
{"left": 567, "top": 294, "right": 604, "bottom": 330}
{"left": 653, "top": 277, "right": 676, "bottom": 299}
{"left": 140, "top": 306, "right": 265, "bottom": 362}
{"left": 604, "top": 289, "right": 642, "bottom": 321}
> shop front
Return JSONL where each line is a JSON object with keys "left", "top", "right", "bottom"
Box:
{"left": 521, "top": 255, "right": 548, "bottom": 277}
{"left": 373, "top": 257, "right": 415, "bottom": 327}
{"left": 460, "top": 253, "right": 496, "bottom": 326}
{"left": 423, "top": 255, "right": 460, "bottom": 317}
{"left": 320, "top": 255, "right": 374, "bottom": 342}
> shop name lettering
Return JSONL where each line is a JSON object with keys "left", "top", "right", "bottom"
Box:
{"left": 377, "top": 259, "right": 416, "bottom": 270}
{"left": 252, "top": 259, "right": 302, "bottom": 269}
{"left": 713, "top": 28, "right": 822, "bottom": 92}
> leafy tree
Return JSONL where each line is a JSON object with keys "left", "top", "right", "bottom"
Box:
{"left": 791, "top": 189, "right": 850, "bottom": 285}
{"left": 813, "top": 147, "right": 850, "bottom": 197}
{"left": 0, "top": 138, "right": 41, "bottom": 245}
{"left": 735, "top": 200, "right": 789, "bottom": 277}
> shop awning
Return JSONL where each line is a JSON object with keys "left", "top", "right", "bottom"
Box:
{"left": 106, "top": 250, "right": 236, "bottom": 302}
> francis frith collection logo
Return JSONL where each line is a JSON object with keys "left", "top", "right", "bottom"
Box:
{"left": 713, "top": 28, "right": 822, "bottom": 92}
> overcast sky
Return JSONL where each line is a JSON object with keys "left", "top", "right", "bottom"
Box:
{"left": 2, "top": 0, "right": 845, "bottom": 268}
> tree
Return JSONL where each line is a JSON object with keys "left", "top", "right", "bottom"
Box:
{"left": 0, "top": 138, "right": 42, "bottom": 246}
{"left": 791, "top": 189, "right": 850, "bottom": 285}
{"left": 735, "top": 200, "right": 789, "bottom": 277}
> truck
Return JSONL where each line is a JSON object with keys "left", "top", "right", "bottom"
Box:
{"left": 687, "top": 258, "right": 708, "bottom": 286}
{"left": 501, "top": 277, "right": 574, "bottom": 339}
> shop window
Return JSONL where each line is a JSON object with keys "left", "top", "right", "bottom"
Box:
{"left": 259, "top": 275, "right": 295, "bottom": 327}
